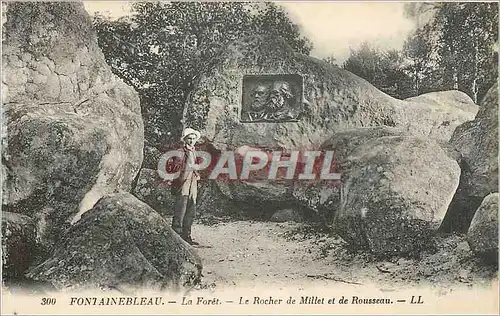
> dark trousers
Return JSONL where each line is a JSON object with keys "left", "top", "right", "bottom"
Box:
{"left": 171, "top": 195, "right": 197, "bottom": 240}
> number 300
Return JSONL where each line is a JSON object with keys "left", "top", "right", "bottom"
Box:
{"left": 41, "top": 298, "right": 56, "bottom": 305}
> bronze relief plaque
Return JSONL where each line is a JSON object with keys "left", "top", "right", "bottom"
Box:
{"left": 240, "top": 74, "right": 304, "bottom": 123}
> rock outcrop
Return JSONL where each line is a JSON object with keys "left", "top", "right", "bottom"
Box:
{"left": 182, "top": 36, "right": 476, "bottom": 208}
{"left": 441, "top": 83, "right": 498, "bottom": 232}
{"left": 467, "top": 193, "right": 498, "bottom": 264}
{"left": 27, "top": 193, "right": 202, "bottom": 292}
{"left": 1, "top": 212, "right": 36, "bottom": 281}
{"left": 296, "top": 127, "right": 461, "bottom": 255}
{"left": 184, "top": 36, "right": 477, "bottom": 149}
{"left": 2, "top": 2, "right": 144, "bottom": 250}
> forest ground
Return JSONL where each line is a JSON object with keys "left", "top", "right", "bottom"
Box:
{"left": 190, "top": 215, "right": 497, "bottom": 296}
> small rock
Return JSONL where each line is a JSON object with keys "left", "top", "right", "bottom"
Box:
{"left": 467, "top": 193, "right": 498, "bottom": 264}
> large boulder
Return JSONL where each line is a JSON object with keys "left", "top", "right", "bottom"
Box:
{"left": 292, "top": 126, "right": 404, "bottom": 226}
{"left": 195, "top": 180, "right": 245, "bottom": 218}
{"left": 467, "top": 193, "right": 498, "bottom": 264}
{"left": 182, "top": 36, "right": 476, "bottom": 207}
{"left": 2, "top": 2, "right": 143, "bottom": 250}
{"left": 405, "top": 90, "right": 478, "bottom": 114}
{"left": 1, "top": 212, "right": 36, "bottom": 282}
{"left": 218, "top": 178, "right": 293, "bottom": 203}
{"left": 132, "top": 168, "right": 176, "bottom": 218}
{"left": 298, "top": 127, "right": 461, "bottom": 255}
{"left": 200, "top": 148, "right": 304, "bottom": 218}
{"left": 184, "top": 36, "right": 477, "bottom": 150}
{"left": 27, "top": 192, "right": 202, "bottom": 292}
{"left": 441, "top": 83, "right": 498, "bottom": 232}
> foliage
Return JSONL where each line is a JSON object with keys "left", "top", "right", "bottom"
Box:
{"left": 93, "top": 2, "right": 312, "bottom": 148}
{"left": 401, "top": 24, "right": 439, "bottom": 96}
{"left": 342, "top": 43, "right": 413, "bottom": 99}
{"left": 323, "top": 55, "right": 338, "bottom": 66}
{"left": 342, "top": 2, "right": 498, "bottom": 102}
{"left": 432, "top": 2, "right": 498, "bottom": 103}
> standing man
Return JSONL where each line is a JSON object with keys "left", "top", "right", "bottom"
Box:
{"left": 171, "top": 127, "right": 201, "bottom": 245}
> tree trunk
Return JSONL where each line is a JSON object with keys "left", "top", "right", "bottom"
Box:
{"left": 452, "top": 66, "right": 459, "bottom": 90}
{"left": 414, "top": 62, "right": 421, "bottom": 95}
{"left": 471, "top": 32, "right": 480, "bottom": 103}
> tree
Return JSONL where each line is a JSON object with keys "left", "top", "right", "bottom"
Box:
{"left": 93, "top": 2, "right": 312, "bottom": 148}
{"left": 403, "top": 2, "right": 498, "bottom": 103}
{"left": 251, "top": 2, "right": 312, "bottom": 55}
{"left": 343, "top": 42, "right": 381, "bottom": 84}
{"left": 435, "top": 2, "right": 498, "bottom": 103}
{"left": 343, "top": 42, "right": 413, "bottom": 99}
{"left": 346, "top": 3, "right": 498, "bottom": 102}
{"left": 323, "top": 55, "right": 338, "bottom": 66}
{"left": 403, "top": 2, "right": 440, "bottom": 28}
{"left": 381, "top": 49, "right": 414, "bottom": 99}
{"left": 401, "top": 24, "right": 439, "bottom": 96}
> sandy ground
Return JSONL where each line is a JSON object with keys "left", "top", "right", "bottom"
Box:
{"left": 2, "top": 217, "right": 497, "bottom": 301}
{"left": 189, "top": 218, "right": 498, "bottom": 295}
{"left": 2, "top": 216, "right": 498, "bottom": 316}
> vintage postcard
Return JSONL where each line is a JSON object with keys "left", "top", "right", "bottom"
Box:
{"left": 1, "top": 0, "right": 499, "bottom": 315}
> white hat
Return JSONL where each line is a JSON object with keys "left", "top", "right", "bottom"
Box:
{"left": 181, "top": 127, "right": 201, "bottom": 142}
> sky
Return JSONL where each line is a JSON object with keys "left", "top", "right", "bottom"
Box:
{"left": 83, "top": 1, "right": 416, "bottom": 64}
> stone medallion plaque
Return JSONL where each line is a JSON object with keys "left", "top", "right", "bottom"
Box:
{"left": 240, "top": 74, "right": 303, "bottom": 123}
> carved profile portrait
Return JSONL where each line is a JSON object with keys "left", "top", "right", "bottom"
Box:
{"left": 241, "top": 75, "right": 303, "bottom": 123}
